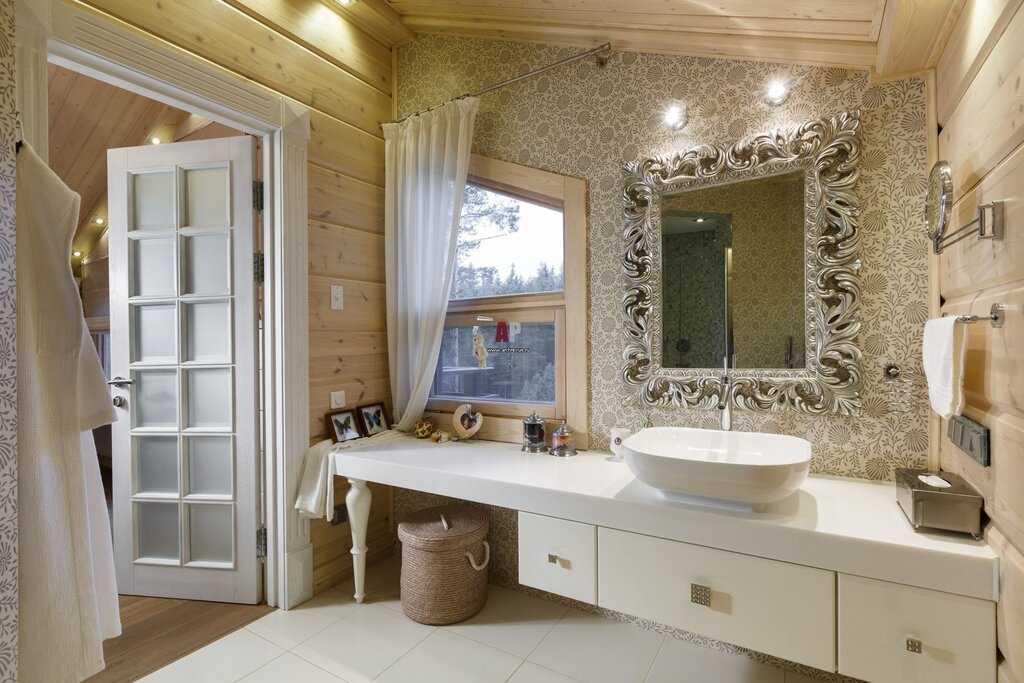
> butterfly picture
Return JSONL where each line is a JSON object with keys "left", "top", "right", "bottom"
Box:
{"left": 326, "top": 409, "right": 361, "bottom": 443}
{"left": 357, "top": 403, "right": 389, "bottom": 436}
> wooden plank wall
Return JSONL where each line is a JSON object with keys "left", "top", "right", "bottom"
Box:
{"left": 71, "top": 0, "right": 399, "bottom": 594}
{"left": 934, "top": 0, "right": 1024, "bottom": 679}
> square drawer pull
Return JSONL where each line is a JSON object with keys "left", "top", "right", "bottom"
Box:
{"left": 691, "top": 583, "right": 712, "bottom": 607}
{"left": 906, "top": 638, "right": 922, "bottom": 654}
{"left": 548, "top": 553, "right": 559, "bottom": 564}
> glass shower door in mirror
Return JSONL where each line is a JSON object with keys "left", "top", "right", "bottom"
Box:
{"left": 107, "top": 136, "right": 261, "bottom": 603}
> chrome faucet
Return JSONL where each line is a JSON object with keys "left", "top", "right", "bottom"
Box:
{"left": 718, "top": 360, "right": 731, "bottom": 431}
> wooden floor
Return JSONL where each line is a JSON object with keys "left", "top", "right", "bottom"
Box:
{"left": 85, "top": 595, "right": 276, "bottom": 683}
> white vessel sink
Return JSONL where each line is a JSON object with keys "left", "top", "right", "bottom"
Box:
{"left": 621, "top": 427, "right": 811, "bottom": 511}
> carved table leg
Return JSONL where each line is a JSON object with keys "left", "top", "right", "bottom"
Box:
{"left": 345, "top": 478, "right": 372, "bottom": 603}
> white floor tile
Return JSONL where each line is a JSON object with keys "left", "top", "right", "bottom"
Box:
{"left": 239, "top": 652, "right": 345, "bottom": 682}
{"left": 446, "top": 586, "right": 569, "bottom": 657}
{"left": 528, "top": 610, "right": 665, "bottom": 683}
{"left": 374, "top": 630, "right": 523, "bottom": 683}
{"left": 292, "top": 603, "right": 434, "bottom": 683}
{"left": 245, "top": 587, "right": 360, "bottom": 649}
{"left": 138, "top": 629, "right": 283, "bottom": 683}
{"left": 339, "top": 554, "right": 403, "bottom": 611}
{"left": 645, "top": 636, "right": 785, "bottom": 683}
{"left": 508, "top": 661, "right": 583, "bottom": 683}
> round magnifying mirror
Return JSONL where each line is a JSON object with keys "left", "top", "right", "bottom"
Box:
{"left": 925, "top": 160, "right": 953, "bottom": 244}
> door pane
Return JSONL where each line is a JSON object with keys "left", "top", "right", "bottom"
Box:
{"left": 134, "top": 370, "right": 178, "bottom": 429}
{"left": 135, "top": 436, "right": 179, "bottom": 495}
{"left": 131, "top": 171, "right": 176, "bottom": 231}
{"left": 186, "top": 436, "right": 232, "bottom": 497}
{"left": 184, "top": 301, "right": 231, "bottom": 363}
{"left": 183, "top": 166, "right": 230, "bottom": 228}
{"left": 130, "top": 238, "right": 176, "bottom": 298}
{"left": 183, "top": 233, "right": 230, "bottom": 295}
{"left": 185, "top": 368, "right": 232, "bottom": 429}
{"left": 187, "top": 504, "right": 233, "bottom": 565}
{"left": 136, "top": 502, "right": 180, "bottom": 562}
{"left": 132, "top": 304, "right": 177, "bottom": 363}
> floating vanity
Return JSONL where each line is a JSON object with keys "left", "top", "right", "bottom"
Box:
{"left": 333, "top": 436, "right": 997, "bottom": 683}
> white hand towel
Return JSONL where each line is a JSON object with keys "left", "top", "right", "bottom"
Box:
{"left": 294, "top": 431, "right": 407, "bottom": 519}
{"left": 922, "top": 317, "right": 968, "bottom": 419}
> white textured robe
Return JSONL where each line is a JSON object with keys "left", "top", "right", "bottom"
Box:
{"left": 16, "top": 144, "right": 120, "bottom": 682}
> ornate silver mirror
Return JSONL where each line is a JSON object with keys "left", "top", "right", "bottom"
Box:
{"left": 621, "top": 110, "right": 862, "bottom": 415}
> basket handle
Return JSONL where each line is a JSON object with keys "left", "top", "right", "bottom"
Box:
{"left": 466, "top": 540, "right": 490, "bottom": 571}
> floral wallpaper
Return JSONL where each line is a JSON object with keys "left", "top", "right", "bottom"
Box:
{"left": 398, "top": 35, "right": 931, "bottom": 480}
{"left": 0, "top": 0, "right": 17, "bottom": 675}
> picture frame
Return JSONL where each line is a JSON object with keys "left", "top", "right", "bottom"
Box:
{"left": 356, "top": 403, "right": 389, "bottom": 436}
{"left": 326, "top": 409, "right": 362, "bottom": 443}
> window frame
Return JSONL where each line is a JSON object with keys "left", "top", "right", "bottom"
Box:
{"left": 425, "top": 154, "right": 588, "bottom": 448}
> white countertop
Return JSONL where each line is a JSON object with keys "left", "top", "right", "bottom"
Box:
{"left": 331, "top": 436, "right": 998, "bottom": 601}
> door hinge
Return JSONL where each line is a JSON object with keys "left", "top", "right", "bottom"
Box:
{"left": 253, "top": 251, "right": 265, "bottom": 285}
{"left": 256, "top": 525, "right": 267, "bottom": 558}
{"left": 252, "top": 179, "right": 264, "bottom": 212}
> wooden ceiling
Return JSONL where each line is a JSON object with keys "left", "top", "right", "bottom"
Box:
{"left": 361, "top": 0, "right": 963, "bottom": 77}
{"left": 47, "top": 64, "right": 189, "bottom": 261}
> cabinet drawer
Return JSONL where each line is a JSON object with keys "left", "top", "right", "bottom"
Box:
{"left": 518, "top": 512, "right": 596, "bottom": 604}
{"left": 838, "top": 574, "right": 995, "bottom": 683}
{"left": 598, "top": 527, "right": 835, "bottom": 671}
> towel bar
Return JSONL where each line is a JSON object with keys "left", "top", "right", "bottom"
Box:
{"left": 943, "top": 303, "right": 1004, "bottom": 328}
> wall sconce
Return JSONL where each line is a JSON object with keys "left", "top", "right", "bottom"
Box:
{"left": 662, "top": 102, "right": 688, "bottom": 131}
{"left": 763, "top": 79, "right": 792, "bottom": 106}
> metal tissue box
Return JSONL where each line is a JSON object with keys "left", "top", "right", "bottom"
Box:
{"left": 896, "top": 468, "right": 984, "bottom": 539}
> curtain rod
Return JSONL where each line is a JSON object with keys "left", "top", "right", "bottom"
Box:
{"left": 384, "top": 42, "right": 612, "bottom": 127}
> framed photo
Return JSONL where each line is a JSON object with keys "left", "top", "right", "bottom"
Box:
{"left": 326, "top": 409, "right": 362, "bottom": 443}
{"left": 356, "top": 403, "right": 389, "bottom": 436}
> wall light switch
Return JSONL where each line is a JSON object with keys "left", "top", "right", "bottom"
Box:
{"left": 330, "top": 285, "right": 344, "bottom": 310}
{"left": 330, "top": 390, "right": 346, "bottom": 409}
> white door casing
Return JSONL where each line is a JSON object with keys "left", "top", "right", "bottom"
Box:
{"left": 108, "top": 136, "right": 260, "bottom": 603}
{"left": 15, "top": 0, "right": 313, "bottom": 609}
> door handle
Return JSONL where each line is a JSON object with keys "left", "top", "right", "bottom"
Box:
{"left": 107, "top": 376, "right": 134, "bottom": 388}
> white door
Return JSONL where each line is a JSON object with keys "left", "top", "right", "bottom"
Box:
{"left": 107, "top": 136, "right": 262, "bottom": 603}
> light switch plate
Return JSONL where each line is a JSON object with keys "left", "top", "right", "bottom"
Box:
{"left": 330, "top": 390, "right": 346, "bottom": 409}
{"left": 330, "top": 285, "right": 344, "bottom": 310}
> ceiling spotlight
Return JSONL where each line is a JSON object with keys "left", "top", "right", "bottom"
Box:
{"left": 695, "top": 218, "right": 705, "bottom": 223}
{"left": 94, "top": 217, "right": 105, "bottom": 225}
{"left": 662, "top": 103, "right": 688, "bottom": 131}
{"left": 335, "top": 0, "right": 357, "bottom": 5}
{"left": 150, "top": 136, "right": 162, "bottom": 145}
{"left": 72, "top": 250, "right": 83, "bottom": 258}
{"left": 763, "top": 79, "right": 791, "bottom": 106}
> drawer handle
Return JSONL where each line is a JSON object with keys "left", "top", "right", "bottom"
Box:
{"left": 906, "top": 638, "right": 922, "bottom": 654}
{"left": 691, "top": 583, "right": 712, "bottom": 607}
{"left": 548, "top": 553, "right": 559, "bottom": 564}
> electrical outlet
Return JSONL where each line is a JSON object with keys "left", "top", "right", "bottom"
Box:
{"left": 330, "top": 390, "right": 346, "bottom": 409}
{"left": 330, "top": 285, "right": 344, "bottom": 310}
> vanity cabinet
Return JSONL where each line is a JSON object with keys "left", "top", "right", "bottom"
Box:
{"left": 518, "top": 512, "right": 597, "bottom": 604}
{"left": 597, "top": 528, "right": 835, "bottom": 671}
{"left": 838, "top": 574, "right": 996, "bottom": 683}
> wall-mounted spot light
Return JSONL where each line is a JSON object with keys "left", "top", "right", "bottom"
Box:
{"left": 763, "top": 79, "right": 791, "bottom": 106}
{"left": 72, "top": 251, "right": 83, "bottom": 258}
{"left": 662, "top": 102, "right": 688, "bottom": 131}
{"left": 94, "top": 217, "right": 105, "bottom": 225}
{"left": 149, "top": 136, "right": 162, "bottom": 145}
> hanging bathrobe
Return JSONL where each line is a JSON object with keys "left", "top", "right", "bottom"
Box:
{"left": 16, "top": 144, "right": 120, "bottom": 683}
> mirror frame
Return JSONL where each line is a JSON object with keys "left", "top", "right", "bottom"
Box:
{"left": 621, "top": 110, "right": 862, "bottom": 415}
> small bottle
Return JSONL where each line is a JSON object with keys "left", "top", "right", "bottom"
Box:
{"left": 522, "top": 411, "right": 547, "bottom": 453}
{"left": 549, "top": 421, "right": 577, "bottom": 457}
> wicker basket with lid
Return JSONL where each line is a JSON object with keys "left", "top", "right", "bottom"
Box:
{"left": 397, "top": 504, "right": 490, "bottom": 625}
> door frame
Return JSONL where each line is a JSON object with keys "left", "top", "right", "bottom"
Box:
{"left": 15, "top": 0, "right": 314, "bottom": 609}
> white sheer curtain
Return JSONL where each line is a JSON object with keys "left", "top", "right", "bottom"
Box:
{"left": 382, "top": 98, "right": 480, "bottom": 431}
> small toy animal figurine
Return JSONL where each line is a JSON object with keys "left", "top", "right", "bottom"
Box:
{"left": 472, "top": 331, "right": 488, "bottom": 369}
{"left": 413, "top": 419, "right": 434, "bottom": 439}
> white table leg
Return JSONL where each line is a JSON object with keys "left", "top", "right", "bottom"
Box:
{"left": 346, "top": 478, "right": 372, "bottom": 603}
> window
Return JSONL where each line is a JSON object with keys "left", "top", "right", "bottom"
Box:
{"left": 427, "top": 155, "right": 587, "bottom": 443}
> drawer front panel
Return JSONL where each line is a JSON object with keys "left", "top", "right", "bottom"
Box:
{"left": 838, "top": 574, "right": 996, "bottom": 683}
{"left": 598, "top": 527, "right": 835, "bottom": 671}
{"left": 518, "top": 512, "right": 596, "bottom": 604}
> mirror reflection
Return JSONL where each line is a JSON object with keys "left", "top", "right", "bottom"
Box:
{"left": 660, "top": 170, "right": 806, "bottom": 370}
